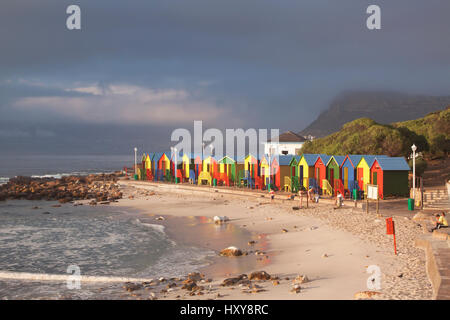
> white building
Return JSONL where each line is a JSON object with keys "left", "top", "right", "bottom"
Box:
{"left": 264, "top": 131, "right": 307, "bottom": 155}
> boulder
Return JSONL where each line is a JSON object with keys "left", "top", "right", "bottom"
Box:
{"left": 220, "top": 246, "right": 243, "bottom": 257}
{"left": 354, "top": 291, "right": 381, "bottom": 300}
{"left": 293, "top": 275, "right": 309, "bottom": 284}
{"left": 249, "top": 271, "right": 271, "bottom": 281}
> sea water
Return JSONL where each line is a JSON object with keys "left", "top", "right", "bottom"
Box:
{"left": 0, "top": 154, "right": 133, "bottom": 185}
{"left": 0, "top": 200, "right": 215, "bottom": 299}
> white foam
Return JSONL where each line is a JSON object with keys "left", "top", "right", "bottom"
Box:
{"left": 0, "top": 177, "right": 9, "bottom": 185}
{"left": 0, "top": 270, "right": 155, "bottom": 283}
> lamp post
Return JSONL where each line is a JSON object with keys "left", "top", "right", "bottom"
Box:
{"left": 134, "top": 147, "right": 137, "bottom": 177}
{"left": 209, "top": 144, "right": 214, "bottom": 186}
{"left": 411, "top": 144, "right": 417, "bottom": 200}
{"left": 268, "top": 147, "right": 272, "bottom": 192}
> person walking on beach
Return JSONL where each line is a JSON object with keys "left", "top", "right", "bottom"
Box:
{"left": 431, "top": 212, "right": 448, "bottom": 232}
{"left": 308, "top": 186, "right": 315, "bottom": 201}
{"left": 298, "top": 189, "right": 304, "bottom": 208}
{"left": 270, "top": 189, "right": 275, "bottom": 203}
{"left": 334, "top": 191, "right": 343, "bottom": 209}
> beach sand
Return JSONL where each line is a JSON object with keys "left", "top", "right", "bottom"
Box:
{"left": 111, "top": 181, "right": 433, "bottom": 300}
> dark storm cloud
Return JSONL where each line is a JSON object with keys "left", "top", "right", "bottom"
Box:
{"left": 0, "top": 0, "right": 449, "bottom": 153}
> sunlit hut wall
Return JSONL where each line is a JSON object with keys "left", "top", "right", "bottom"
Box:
{"left": 155, "top": 152, "right": 171, "bottom": 181}
{"left": 278, "top": 155, "right": 294, "bottom": 191}
{"left": 218, "top": 156, "right": 236, "bottom": 186}
{"left": 356, "top": 155, "right": 389, "bottom": 195}
{"left": 340, "top": 155, "right": 363, "bottom": 193}
{"left": 326, "top": 155, "right": 346, "bottom": 194}
{"left": 289, "top": 155, "right": 301, "bottom": 190}
{"left": 298, "top": 154, "right": 320, "bottom": 189}
{"left": 202, "top": 155, "right": 218, "bottom": 180}
{"left": 370, "top": 157, "right": 410, "bottom": 199}
{"left": 313, "top": 154, "right": 330, "bottom": 190}
{"left": 182, "top": 153, "right": 190, "bottom": 182}
{"left": 145, "top": 152, "right": 154, "bottom": 181}
{"left": 244, "top": 154, "right": 259, "bottom": 179}
{"left": 270, "top": 156, "right": 281, "bottom": 189}
{"left": 259, "top": 155, "right": 270, "bottom": 187}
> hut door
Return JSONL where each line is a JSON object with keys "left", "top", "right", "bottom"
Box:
{"left": 344, "top": 167, "right": 348, "bottom": 190}
{"left": 299, "top": 166, "right": 303, "bottom": 185}
{"left": 373, "top": 172, "right": 378, "bottom": 185}
{"left": 358, "top": 168, "right": 364, "bottom": 189}
{"left": 292, "top": 166, "right": 296, "bottom": 177}
{"left": 330, "top": 169, "right": 334, "bottom": 187}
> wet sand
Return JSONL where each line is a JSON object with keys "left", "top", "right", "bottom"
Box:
{"left": 114, "top": 181, "right": 433, "bottom": 300}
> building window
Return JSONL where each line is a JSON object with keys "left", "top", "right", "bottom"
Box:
{"left": 282, "top": 150, "right": 288, "bottom": 155}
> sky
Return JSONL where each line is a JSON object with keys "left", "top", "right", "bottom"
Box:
{"left": 1, "top": 0, "right": 450, "bottom": 155}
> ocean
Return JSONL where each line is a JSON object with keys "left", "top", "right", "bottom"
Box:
{"left": 0, "top": 155, "right": 219, "bottom": 299}
{"left": 0, "top": 154, "right": 134, "bottom": 184}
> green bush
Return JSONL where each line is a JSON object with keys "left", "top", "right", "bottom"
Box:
{"left": 408, "top": 157, "right": 428, "bottom": 177}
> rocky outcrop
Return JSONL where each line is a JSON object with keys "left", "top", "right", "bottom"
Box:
{"left": 219, "top": 246, "right": 243, "bottom": 257}
{"left": 249, "top": 271, "right": 271, "bottom": 281}
{"left": 0, "top": 173, "right": 122, "bottom": 203}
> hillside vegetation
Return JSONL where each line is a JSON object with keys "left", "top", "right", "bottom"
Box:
{"left": 301, "top": 107, "right": 450, "bottom": 158}
{"left": 300, "top": 91, "right": 450, "bottom": 137}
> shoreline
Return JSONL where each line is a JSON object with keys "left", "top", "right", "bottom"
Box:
{"left": 113, "top": 181, "right": 433, "bottom": 300}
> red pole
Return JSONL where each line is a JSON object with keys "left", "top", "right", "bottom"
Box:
{"left": 393, "top": 232, "right": 397, "bottom": 255}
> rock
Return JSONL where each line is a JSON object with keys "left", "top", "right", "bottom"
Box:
{"left": 166, "top": 283, "right": 177, "bottom": 288}
{"left": 156, "top": 216, "right": 165, "bottom": 221}
{"left": 158, "top": 277, "right": 166, "bottom": 282}
{"left": 322, "top": 253, "right": 329, "bottom": 258}
{"left": 123, "top": 282, "right": 143, "bottom": 292}
{"left": 272, "top": 280, "right": 280, "bottom": 286}
{"left": 281, "top": 229, "right": 288, "bottom": 233}
{"left": 249, "top": 271, "right": 271, "bottom": 281}
{"left": 291, "top": 284, "right": 301, "bottom": 293}
{"left": 42, "top": 211, "right": 51, "bottom": 215}
{"left": 354, "top": 291, "right": 381, "bottom": 300}
{"left": 220, "top": 246, "right": 243, "bottom": 257}
{"left": 293, "top": 275, "right": 309, "bottom": 284}
{"left": 181, "top": 281, "right": 197, "bottom": 291}
{"left": 248, "top": 240, "right": 256, "bottom": 246}
{"left": 187, "top": 272, "right": 204, "bottom": 282}
{"left": 213, "top": 216, "right": 229, "bottom": 224}
{"left": 221, "top": 274, "right": 248, "bottom": 286}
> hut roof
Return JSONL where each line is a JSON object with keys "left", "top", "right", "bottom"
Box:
{"left": 278, "top": 155, "right": 295, "bottom": 165}
{"left": 301, "top": 154, "right": 320, "bottom": 166}
{"left": 327, "top": 155, "right": 346, "bottom": 167}
{"left": 375, "top": 157, "right": 410, "bottom": 171}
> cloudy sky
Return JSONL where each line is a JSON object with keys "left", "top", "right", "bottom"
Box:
{"left": 1, "top": 0, "right": 450, "bottom": 154}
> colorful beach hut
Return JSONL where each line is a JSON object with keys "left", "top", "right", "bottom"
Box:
{"left": 154, "top": 152, "right": 171, "bottom": 181}
{"left": 356, "top": 155, "right": 389, "bottom": 195}
{"left": 259, "top": 155, "right": 271, "bottom": 188}
{"left": 313, "top": 155, "right": 330, "bottom": 191}
{"left": 298, "top": 154, "right": 320, "bottom": 189}
{"left": 145, "top": 153, "right": 154, "bottom": 181}
{"left": 326, "top": 155, "right": 346, "bottom": 195}
{"left": 289, "top": 155, "right": 302, "bottom": 192}
{"left": 370, "top": 157, "right": 410, "bottom": 199}
{"left": 270, "top": 155, "right": 293, "bottom": 191}
{"left": 340, "top": 155, "right": 363, "bottom": 195}
{"left": 218, "top": 156, "right": 236, "bottom": 186}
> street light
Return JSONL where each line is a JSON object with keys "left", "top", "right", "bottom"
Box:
{"left": 209, "top": 144, "right": 214, "bottom": 186}
{"left": 411, "top": 144, "right": 417, "bottom": 200}
{"left": 134, "top": 147, "right": 138, "bottom": 177}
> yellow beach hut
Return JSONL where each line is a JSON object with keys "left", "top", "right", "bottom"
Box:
{"left": 298, "top": 154, "right": 320, "bottom": 189}
{"left": 181, "top": 153, "right": 190, "bottom": 182}
{"left": 356, "top": 155, "right": 388, "bottom": 195}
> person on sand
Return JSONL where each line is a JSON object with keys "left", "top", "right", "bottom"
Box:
{"left": 334, "top": 191, "right": 343, "bottom": 209}
{"left": 270, "top": 189, "right": 275, "bottom": 202}
{"left": 308, "top": 186, "right": 315, "bottom": 201}
{"left": 298, "top": 189, "right": 303, "bottom": 208}
{"left": 431, "top": 212, "right": 448, "bottom": 231}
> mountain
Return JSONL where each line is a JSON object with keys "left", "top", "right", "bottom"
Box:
{"left": 300, "top": 107, "right": 450, "bottom": 158}
{"left": 299, "top": 91, "right": 450, "bottom": 138}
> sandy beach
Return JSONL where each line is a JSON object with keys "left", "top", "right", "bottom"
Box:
{"left": 111, "top": 181, "right": 433, "bottom": 300}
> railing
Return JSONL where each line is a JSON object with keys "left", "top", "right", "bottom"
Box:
{"left": 322, "top": 179, "right": 333, "bottom": 196}
{"left": 334, "top": 179, "right": 345, "bottom": 196}
{"left": 197, "top": 172, "right": 212, "bottom": 186}
{"left": 284, "top": 176, "right": 291, "bottom": 192}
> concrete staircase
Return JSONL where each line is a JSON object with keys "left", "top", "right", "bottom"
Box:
{"left": 423, "top": 186, "right": 449, "bottom": 210}
{"left": 422, "top": 156, "right": 450, "bottom": 210}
